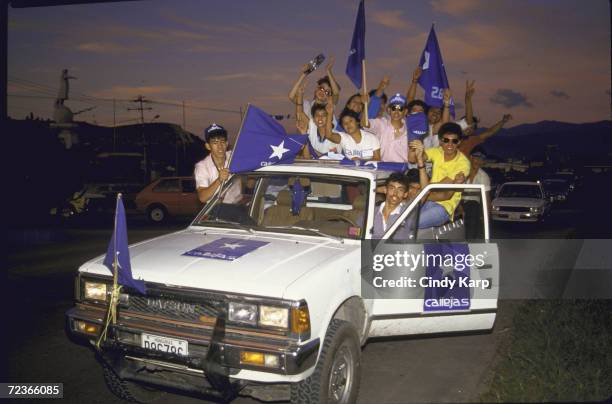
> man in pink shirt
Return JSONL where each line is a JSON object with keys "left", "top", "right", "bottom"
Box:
{"left": 365, "top": 93, "right": 413, "bottom": 164}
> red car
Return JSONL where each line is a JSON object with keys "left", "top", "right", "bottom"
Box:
{"left": 135, "top": 177, "right": 202, "bottom": 223}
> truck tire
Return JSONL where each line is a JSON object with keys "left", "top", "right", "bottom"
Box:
{"left": 102, "top": 361, "right": 166, "bottom": 403}
{"left": 290, "top": 319, "right": 361, "bottom": 404}
{"left": 147, "top": 204, "right": 167, "bottom": 224}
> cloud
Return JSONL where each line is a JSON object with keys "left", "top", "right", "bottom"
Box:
{"left": 160, "top": 10, "right": 266, "bottom": 36}
{"left": 76, "top": 42, "right": 147, "bottom": 54}
{"left": 490, "top": 89, "right": 533, "bottom": 108}
{"left": 101, "top": 25, "right": 210, "bottom": 42}
{"left": 430, "top": 0, "right": 484, "bottom": 16}
{"left": 371, "top": 57, "right": 406, "bottom": 71}
{"left": 203, "top": 73, "right": 287, "bottom": 82}
{"left": 371, "top": 10, "right": 412, "bottom": 30}
{"left": 550, "top": 90, "right": 570, "bottom": 100}
{"left": 90, "top": 85, "right": 179, "bottom": 99}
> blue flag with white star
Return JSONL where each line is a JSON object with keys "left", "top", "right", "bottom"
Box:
{"left": 418, "top": 25, "right": 455, "bottom": 118}
{"left": 103, "top": 195, "right": 146, "bottom": 294}
{"left": 229, "top": 105, "right": 307, "bottom": 173}
{"left": 183, "top": 237, "right": 269, "bottom": 261}
{"left": 346, "top": 0, "right": 365, "bottom": 89}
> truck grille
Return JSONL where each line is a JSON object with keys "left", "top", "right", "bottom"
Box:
{"left": 122, "top": 295, "right": 219, "bottom": 322}
{"left": 498, "top": 206, "right": 530, "bottom": 212}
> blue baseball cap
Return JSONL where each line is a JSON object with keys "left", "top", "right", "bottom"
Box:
{"left": 204, "top": 123, "right": 227, "bottom": 141}
{"left": 388, "top": 93, "right": 407, "bottom": 107}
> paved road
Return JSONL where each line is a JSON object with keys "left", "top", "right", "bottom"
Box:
{"left": 4, "top": 175, "right": 608, "bottom": 404}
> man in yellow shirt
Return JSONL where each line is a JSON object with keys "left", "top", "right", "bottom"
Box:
{"left": 409, "top": 122, "right": 471, "bottom": 228}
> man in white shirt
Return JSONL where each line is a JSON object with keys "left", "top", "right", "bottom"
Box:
{"left": 462, "top": 150, "right": 491, "bottom": 239}
{"left": 194, "top": 123, "right": 242, "bottom": 204}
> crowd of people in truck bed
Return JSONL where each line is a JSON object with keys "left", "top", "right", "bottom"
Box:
{"left": 194, "top": 59, "right": 512, "bottom": 233}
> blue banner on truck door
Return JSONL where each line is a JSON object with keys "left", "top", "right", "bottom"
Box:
{"left": 183, "top": 238, "right": 269, "bottom": 261}
{"left": 423, "top": 243, "right": 471, "bottom": 311}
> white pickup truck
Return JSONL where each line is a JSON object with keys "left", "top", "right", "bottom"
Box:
{"left": 66, "top": 161, "right": 499, "bottom": 404}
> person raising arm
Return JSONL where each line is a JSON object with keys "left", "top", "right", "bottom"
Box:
{"left": 406, "top": 67, "right": 421, "bottom": 103}
{"left": 408, "top": 122, "right": 470, "bottom": 228}
{"left": 325, "top": 56, "right": 341, "bottom": 106}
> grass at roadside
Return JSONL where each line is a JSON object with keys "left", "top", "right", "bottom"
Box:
{"left": 482, "top": 300, "right": 612, "bottom": 402}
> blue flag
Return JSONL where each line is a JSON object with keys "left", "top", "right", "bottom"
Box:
{"left": 183, "top": 237, "right": 269, "bottom": 261}
{"left": 291, "top": 180, "right": 307, "bottom": 216}
{"left": 346, "top": 0, "right": 365, "bottom": 89}
{"left": 229, "top": 105, "right": 307, "bottom": 173}
{"left": 423, "top": 243, "right": 470, "bottom": 312}
{"left": 340, "top": 159, "right": 408, "bottom": 172}
{"left": 418, "top": 25, "right": 455, "bottom": 117}
{"left": 406, "top": 112, "right": 429, "bottom": 141}
{"left": 103, "top": 195, "right": 146, "bottom": 294}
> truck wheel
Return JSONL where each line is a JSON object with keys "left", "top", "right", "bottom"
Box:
{"left": 147, "top": 204, "right": 167, "bottom": 224}
{"left": 290, "top": 319, "right": 361, "bottom": 404}
{"left": 102, "top": 362, "right": 166, "bottom": 403}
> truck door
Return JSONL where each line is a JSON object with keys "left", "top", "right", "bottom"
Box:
{"left": 365, "top": 184, "right": 499, "bottom": 338}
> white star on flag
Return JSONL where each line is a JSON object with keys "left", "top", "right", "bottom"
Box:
{"left": 222, "top": 243, "right": 244, "bottom": 250}
{"left": 269, "top": 141, "right": 290, "bottom": 160}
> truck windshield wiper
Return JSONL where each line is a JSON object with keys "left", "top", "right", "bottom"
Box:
{"left": 205, "top": 219, "right": 255, "bottom": 234}
{"left": 264, "top": 225, "right": 343, "bottom": 243}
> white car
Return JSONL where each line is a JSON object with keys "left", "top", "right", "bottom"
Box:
{"left": 491, "top": 181, "right": 550, "bottom": 222}
{"left": 66, "top": 161, "right": 499, "bottom": 403}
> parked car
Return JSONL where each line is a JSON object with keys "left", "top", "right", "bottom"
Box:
{"left": 50, "top": 182, "right": 143, "bottom": 220}
{"left": 543, "top": 178, "right": 571, "bottom": 202}
{"left": 491, "top": 181, "right": 551, "bottom": 222}
{"left": 135, "top": 176, "right": 202, "bottom": 223}
{"left": 66, "top": 162, "right": 499, "bottom": 403}
{"left": 552, "top": 170, "right": 577, "bottom": 192}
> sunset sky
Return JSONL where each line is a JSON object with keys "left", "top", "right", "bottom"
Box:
{"left": 7, "top": 0, "right": 611, "bottom": 138}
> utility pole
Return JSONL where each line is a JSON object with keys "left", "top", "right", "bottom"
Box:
{"left": 1, "top": 1, "right": 7, "bottom": 122}
{"left": 127, "top": 95, "right": 153, "bottom": 183}
{"left": 182, "top": 100, "right": 186, "bottom": 129}
{"left": 112, "top": 98, "right": 116, "bottom": 151}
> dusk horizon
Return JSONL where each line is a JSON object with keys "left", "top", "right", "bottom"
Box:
{"left": 8, "top": 0, "right": 612, "bottom": 138}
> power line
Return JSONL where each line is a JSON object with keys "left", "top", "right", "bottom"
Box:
{"left": 149, "top": 99, "right": 241, "bottom": 114}
{"left": 9, "top": 74, "right": 243, "bottom": 114}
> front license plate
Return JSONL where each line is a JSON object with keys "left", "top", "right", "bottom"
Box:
{"left": 141, "top": 333, "right": 188, "bottom": 356}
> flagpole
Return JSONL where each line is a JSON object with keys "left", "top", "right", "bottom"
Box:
{"left": 96, "top": 193, "right": 123, "bottom": 349}
{"left": 362, "top": 59, "right": 369, "bottom": 128}
{"left": 226, "top": 103, "right": 250, "bottom": 171}
{"left": 111, "top": 194, "right": 121, "bottom": 325}
{"left": 206, "top": 104, "right": 251, "bottom": 205}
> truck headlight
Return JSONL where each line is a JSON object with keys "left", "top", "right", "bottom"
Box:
{"left": 291, "top": 305, "right": 311, "bottom": 335}
{"left": 492, "top": 206, "right": 500, "bottom": 211}
{"left": 229, "top": 302, "right": 257, "bottom": 326}
{"left": 259, "top": 306, "right": 289, "bottom": 329}
{"left": 530, "top": 207, "right": 541, "bottom": 213}
{"left": 84, "top": 281, "right": 108, "bottom": 301}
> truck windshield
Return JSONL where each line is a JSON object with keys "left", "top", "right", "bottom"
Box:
{"left": 193, "top": 173, "right": 369, "bottom": 240}
{"left": 499, "top": 184, "right": 543, "bottom": 199}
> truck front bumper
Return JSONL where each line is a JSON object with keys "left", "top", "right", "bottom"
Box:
{"left": 66, "top": 304, "right": 319, "bottom": 387}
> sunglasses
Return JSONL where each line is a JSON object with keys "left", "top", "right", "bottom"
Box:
{"left": 441, "top": 137, "right": 460, "bottom": 144}
{"left": 317, "top": 87, "right": 331, "bottom": 95}
{"left": 390, "top": 105, "right": 406, "bottom": 112}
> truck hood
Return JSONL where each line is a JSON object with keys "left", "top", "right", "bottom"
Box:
{"left": 492, "top": 197, "right": 545, "bottom": 208}
{"left": 80, "top": 228, "right": 353, "bottom": 298}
